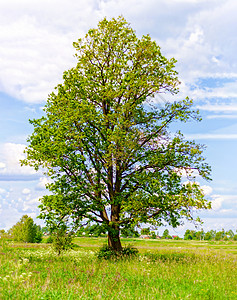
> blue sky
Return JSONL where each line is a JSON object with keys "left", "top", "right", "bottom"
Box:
{"left": 0, "top": 0, "right": 237, "bottom": 235}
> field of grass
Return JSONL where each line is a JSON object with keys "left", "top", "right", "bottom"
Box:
{"left": 0, "top": 237, "right": 237, "bottom": 299}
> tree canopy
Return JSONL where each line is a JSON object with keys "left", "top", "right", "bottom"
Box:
{"left": 9, "top": 215, "right": 42, "bottom": 243}
{"left": 22, "top": 16, "right": 211, "bottom": 251}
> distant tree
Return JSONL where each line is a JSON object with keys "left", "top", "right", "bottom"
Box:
{"left": 184, "top": 229, "right": 204, "bottom": 240}
{"left": 84, "top": 223, "right": 107, "bottom": 237}
{"left": 195, "top": 230, "right": 204, "bottom": 240}
{"left": 150, "top": 231, "right": 156, "bottom": 239}
{"left": 10, "top": 215, "right": 43, "bottom": 243}
{"left": 162, "top": 229, "right": 170, "bottom": 239}
{"left": 204, "top": 231, "right": 210, "bottom": 241}
{"left": 215, "top": 229, "right": 225, "bottom": 241}
{"left": 22, "top": 16, "right": 211, "bottom": 252}
{"left": 121, "top": 224, "right": 139, "bottom": 238}
{"left": 226, "top": 229, "right": 234, "bottom": 240}
{"left": 215, "top": 231, "right": 222, "bottom": 241}
{"left": 141, "top": 228, "right": 151, "bottom": 236}
{"left": 76, "top": 227, "right": 85, "bottom": 237}
{"left": 184, "top": 229, "right": 195, "bottom": 240}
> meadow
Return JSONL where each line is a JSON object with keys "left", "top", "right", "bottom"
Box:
{"left": 0, "top": 237, "right": 236, "bottom": 299}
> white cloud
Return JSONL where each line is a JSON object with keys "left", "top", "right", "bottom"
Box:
{"left": 210, "top": 196, "right": 223, "bottom": 210}
{"left": 0, "top": 187, "right": 10, "bottom": 200}
{"left": 0, "top": 143, "right": 40, "bottom": 180}
{"left": 22, "top": 196, "right": 41, "bottom": 212}
{"left": 200, "top": 185, "right": 213, "bottom": 196}
{"left": 0, "top": 162, "right": 6, "bottom": 169}
{"left": 0, "top": 0, "right": 234, "bottom": 105}
{"left": 22, "top": 188, "right": 31, "bottom": 195}
{"left": 208, "top": 193, "right": 237, "bottom": 212}
{"left": 197, "top": 104, "right": 237, "bottom": 112}
{"left": 185, "top": 133, "right": 237, "bottom": 140}
{"left": 157, "top": 1, "right": 237, "bottom": 103}
{"left": 0, "top": 187, "right": 7, "bottom": 195}
{"left": 0, "top": 0, "right": 101, "bottom": 103}
{"left": 36, "top": 177, "right": 52, "bottom": 190}
{"left": 207, "top": 114, "right": 237, "bottom": 119}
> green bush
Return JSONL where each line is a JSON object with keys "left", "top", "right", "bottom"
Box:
{"left": 97, "top": 244, "right": 139, "bottom": 260}
{"left": 51, "top": 228, "right": 74, "bottom": 255}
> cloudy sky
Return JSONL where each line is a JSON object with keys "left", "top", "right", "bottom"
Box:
{"left": 0, "top": 0, "right": 237, "bottom": 235}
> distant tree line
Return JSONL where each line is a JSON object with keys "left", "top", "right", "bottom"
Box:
{"left": 1, "top": 216, "right": 237, "bottom": 242}
{"left": 75, "top": 224, "right": 237, "bottom": 241}
{"left": 184, "top": 229, "right": 237, "bottom": 241}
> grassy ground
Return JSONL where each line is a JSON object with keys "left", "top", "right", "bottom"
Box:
{"left": 0, "top": 238, "right": 236, "bottom": 299}
{"left": 73, "top": 236, "right": 237, "bottom": 255}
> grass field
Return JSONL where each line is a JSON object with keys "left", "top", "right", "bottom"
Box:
{"left": 0, "top": 237, "right": 236, "bottom": 299}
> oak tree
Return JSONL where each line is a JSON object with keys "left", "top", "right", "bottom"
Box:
{"left": 22, "top": 17, "right": 211, "bottom": 251}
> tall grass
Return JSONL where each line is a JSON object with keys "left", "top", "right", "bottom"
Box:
{"left": 0, "top": 239, "right": 236, "bottom": 299}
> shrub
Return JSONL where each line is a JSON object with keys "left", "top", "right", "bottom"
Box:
{"left": 51, "top": 228, "right": 74, "bottom": 255}
{"left": 97, "top": 244, "right": 138, "bottom": 260}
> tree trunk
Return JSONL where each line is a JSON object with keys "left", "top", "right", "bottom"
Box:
{"left": 108, "top": 227, "right": 122, "bottom": 251}
{"left": 108, "top": 204, "right": 122, "bottom": 251}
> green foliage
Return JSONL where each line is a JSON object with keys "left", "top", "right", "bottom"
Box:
{"left": 84, "top": 223, "right": 107, "bottom": 237}
{"left": 51, "top": 227, "right": 74, "bottom": 255}
{"left": 204, "top": 231, "right": 214, "bottom": 241}
{"left": 76, "top": 223, "right": 107, "bottom": 237}
{"left": 150, "top": 231, "right": 157, "bottom": 239}
{"left": 162, "top": 229, "right": 170, "bottom": 239}
{"left": 215, "top": 230, "right": 223, "bottom": 241}
{"left": 46, "top": 236, "right": 53, "bottom": 243}
{"left": 226, "top": 229, "right": 234, "bottom": 239}
{"left": 141, "top": 228, "right": 150, "bottom": 235}
{"left": 173, "top": 235, "right": 181, "bottom": 240}
{"left": 22, "top": 16, "right": 211, "bottom": 252}
{"left": 9, "top": 215, "right": 42, "bottom": 243}
{"left": 184, "top": 229, "right": 197, "bottom": 240}
{"left": 120, "top": 224, "right": 140, "bottom": 238}
{"left": 184, "top": 228, "right": 236, "bottom": 241}
{"left": 0, "top": 229, "right": 6, "bottom": 237}
{"left": 97, "top": 244, "right": 138, "bottom": 260}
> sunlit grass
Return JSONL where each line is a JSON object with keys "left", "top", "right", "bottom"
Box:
{"left": 0, "top": 238, "right": 236, "bottom": 299}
